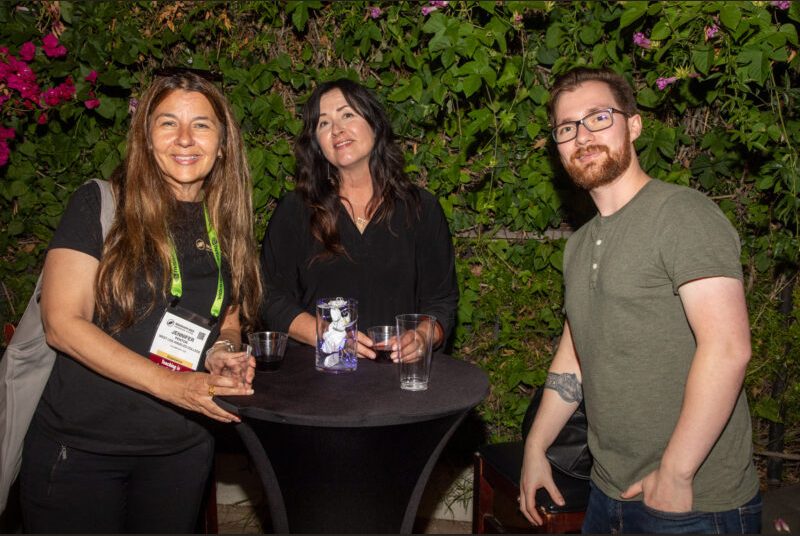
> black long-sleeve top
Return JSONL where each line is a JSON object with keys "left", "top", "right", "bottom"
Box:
{"left": 260, "top": 188, "right": 459, "bottom": 340}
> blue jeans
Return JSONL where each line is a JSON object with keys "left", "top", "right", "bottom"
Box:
{"left": 582, "top": 481, "right": 762, "bottom": 534}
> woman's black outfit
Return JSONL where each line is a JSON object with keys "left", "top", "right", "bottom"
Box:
{"left": 20, "top": 182, "right": 232, "bottom": 533}
{"left": 260, "top": 188, "right": 459, "bottom": 340}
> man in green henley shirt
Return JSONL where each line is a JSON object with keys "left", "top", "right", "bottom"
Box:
{"left": 519, "top": 67, "right": 760, "bottom": 534}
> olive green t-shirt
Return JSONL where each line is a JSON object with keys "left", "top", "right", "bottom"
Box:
{"left": 563, "top": 179, "right": 759, "bottom": 512}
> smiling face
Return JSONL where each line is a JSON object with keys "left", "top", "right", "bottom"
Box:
{"left": 553, "top": 80, "right": 640, "bottom": 190}
{"left": 149, "top": 89, "right": 222, "bottom": 201}
{"left": 315, "top": 88, "right": 375, "bottom": 176}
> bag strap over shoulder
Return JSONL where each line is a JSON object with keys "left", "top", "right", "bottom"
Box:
{"left": 88, "top": 178, "right": 116, "bottom": 238}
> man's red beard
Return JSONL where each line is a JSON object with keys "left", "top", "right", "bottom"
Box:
{"left": 562, "top": 136, "right": 633, "bottom": 190}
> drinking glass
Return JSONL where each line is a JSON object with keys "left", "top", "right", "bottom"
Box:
{"left": 315, "top": 297, "right": 358, "bottom": 373}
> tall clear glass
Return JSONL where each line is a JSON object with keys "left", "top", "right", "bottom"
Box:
{"left": 395, "top": 314, "right": 436, "bottom": 391}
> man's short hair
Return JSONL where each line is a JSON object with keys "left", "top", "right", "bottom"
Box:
{"left": 548, "top": 67, "right": 638, "bottom": 124}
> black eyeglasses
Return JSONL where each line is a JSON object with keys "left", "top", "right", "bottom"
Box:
{"left": 552, "top": 108, "right": 628, "bottom": 144}
{"left": 153, "top": 66, "right": 223, "bottom": 84}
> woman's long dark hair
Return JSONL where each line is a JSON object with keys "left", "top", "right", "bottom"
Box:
{"left": 294, "top": 79, "right": 419, "bottom": 258}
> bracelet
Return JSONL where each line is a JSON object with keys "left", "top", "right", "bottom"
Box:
{"left": 206, "top": 340, "right": 235, "bottom": 360}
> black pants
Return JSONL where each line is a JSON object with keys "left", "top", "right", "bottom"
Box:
{"left": 20, "top": 423, "right": 213, "bottom": 534}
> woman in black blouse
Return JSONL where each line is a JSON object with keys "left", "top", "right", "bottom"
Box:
{"left": 261, "top": 79, "right": 458, "bottom": 359}
{"left": 20, "top": 70, "right": 262, "bottom": 532}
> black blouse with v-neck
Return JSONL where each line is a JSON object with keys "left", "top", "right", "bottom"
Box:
{"left": 260, "top": 188, "right": 458, "bottom": 340}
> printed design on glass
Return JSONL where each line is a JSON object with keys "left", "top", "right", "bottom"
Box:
{"left": 316, "top": 297, "right": 358, "bottom": 372}
{"left": 321, "top": 299, "right": 351, "bottom": 365}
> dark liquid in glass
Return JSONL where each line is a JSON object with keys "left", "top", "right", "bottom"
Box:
{"left": 256, "top": 359, "right": 281, "bottom": 372}
{"left": 374, "top": 345, "right": 392, "bottom": 363}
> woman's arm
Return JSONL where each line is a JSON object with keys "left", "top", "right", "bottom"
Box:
{"left": 40, "top": 247, "right": 252, "bottom": 423}
{"left": 259, "top": 194, "right": 310, "bottom": 333}
{"left": 415, "top": 193, "right": 459, "bottom": 348}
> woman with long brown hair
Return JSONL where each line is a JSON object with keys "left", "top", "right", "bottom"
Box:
{"left": 19, "top": 70, "right": 262, "bottom": 533}
{"left": 260, "top": 79, "right": 458, "bottom": 359}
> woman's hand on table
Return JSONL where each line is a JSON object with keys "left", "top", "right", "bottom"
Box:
{"left": 160, "top": 371, "right": 253, "bottom": 424}
{"left": 205, "top": 343, "right": 256, "bottom": 388}
{"left": 356, "top": 331, "right": 376, "bottom": 359}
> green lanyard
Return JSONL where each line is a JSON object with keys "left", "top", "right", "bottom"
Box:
{"left": 169, "top": 203, "right": 224, "bottom": 319}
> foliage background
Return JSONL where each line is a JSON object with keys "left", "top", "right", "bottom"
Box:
{"left": 1, "top": 0, "right": 798, "bottom": 475}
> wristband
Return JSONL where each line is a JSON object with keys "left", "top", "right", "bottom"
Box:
{"left": 206, "top": 340, "right": 235, "bottom": 360}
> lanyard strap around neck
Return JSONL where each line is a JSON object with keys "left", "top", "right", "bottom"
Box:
{"left": 169, "top": 203, "right": 224, "bottom": 319}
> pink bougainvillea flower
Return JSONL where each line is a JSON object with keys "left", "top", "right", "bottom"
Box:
{"left": 774, "top": 517, "right": 791, "bottom": 532}
{"left": 0, "top": 94, "right": 9, "bottom": 106}
{"left": 128, "top": 97, "right": 139, "bottom": 115}
{"left": 37, "top": 113, "right": 48, "bottom": 125}
{"left": 8, "top": 57, "right": 36, "bottom": 82}
{"left": 771, "top": 1, "right": 791, "bottom": 9}
{"left": 705, "top": 24, "right": 719, "bottom": 40}
{"left": 368, "top": 6, "right": 382, "bottom": 19}
{"left": 0, "top": 126, "right": 15, "bottom": 140}
{"left": 421, "top": 5, "right": 437, "bottom": 15}
{"left": 57, "top": 77, "right": 75, "bottom": 100}
{"left": 656, "top": 76, "right": 678, "bottom": 90}
{"left": 6, "top": 73, "right": 41, "bottom": 102}
{"left": 43, "top": 87, "right": 61, "bottom": 106}
{"left": 18, "top": 41, "right": 36, "bottom": 61}
{"left": 42, "top": 34, "right": 67, "bottom": 58}
{"left": 429, "top": 0, "right": 449, "bottom": 6}
{"left": 85, "top": 70, "right": 98, "bottom": 84}
{"left": 84, "top": 98, "right": 101, "bottom": 109}
{"left": 0, "top": 140, "right": 10, "bottom": 166}
{"left": 633, "top": 32, "right": 651, "bottom": 49}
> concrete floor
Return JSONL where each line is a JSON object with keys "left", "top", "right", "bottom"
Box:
{"left": 216, "top": 503, "right": 471, "bottom": 534}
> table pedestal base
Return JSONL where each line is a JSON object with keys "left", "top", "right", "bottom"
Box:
{"left": 236, "top": 413, "right": 467, "bottom": 534}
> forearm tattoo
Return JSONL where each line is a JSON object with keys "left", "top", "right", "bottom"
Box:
{"left": 545, "top": 372, "right": 583, "bottom": 404}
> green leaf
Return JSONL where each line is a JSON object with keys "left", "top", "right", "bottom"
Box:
{"left": 9, "top": 180, "right": 28, "bottom": 197}
{"left": 737, "top": 47, "right": 769, "bottom": 84}
{"left": 461, "top": 74, "right": 482, "bottom": 97}
{"left": 752, "top": 397, "right": 781, "bottom": 423}
{"left": 61, "top": 1, "right": 74, "bottom": 23}
{"left": 7, "top": 220, "right": 24, "bottom": 236}
{"left": 719, "top": 4, "right": 741, "bottom": 31}
{"left": 96, "top": 98, "right": 117, "bottom": 120}
{"left": 497, "top": 60, "right": 519, "bottom": 88}
{"left": 619, "top": 2, "right": 647, "bottom": 29}
{"left": 579, "top": 21, "right": 603, "bottom": 45}
{"left": 650, "top": 20, "right": 671, "bottom": 41}
{"left": 544, "top": 23, "right": 562, "bottom": 49}
{"left": 99, "top": 149, "right": 120, "bottom": 179}
{"left": 636, "top": 87, "right": 660, "bottom": 108}
{"left": 692, "top": 46, "right": 713, "bottom": 76}
{"left": 290, "top": 2, "right": 309, "bottom": 31}
{"left": 780, "top": 23, "right": 798, "bottom": 46}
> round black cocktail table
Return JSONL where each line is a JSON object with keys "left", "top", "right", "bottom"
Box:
{"left": 217, "top": 345, "right": 489, "bottom": 534}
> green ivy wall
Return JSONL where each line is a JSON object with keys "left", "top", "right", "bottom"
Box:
{"left": 1, "top": 2, "right": 798, "bottom": 461}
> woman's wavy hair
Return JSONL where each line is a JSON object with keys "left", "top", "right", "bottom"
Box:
{"left": 294, "top": 78, "right": 419, "bottom": 258}
{"left": 95, "top": 70, "right": 263, "bottom": 332}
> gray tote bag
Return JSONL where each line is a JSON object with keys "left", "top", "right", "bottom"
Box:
{"left": 0, "top": 179, "right": 115, "bottom": 513}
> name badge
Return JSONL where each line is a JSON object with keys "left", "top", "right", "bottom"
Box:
{"left": 149, "top": 307, "right": 211, "bottom": 372}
